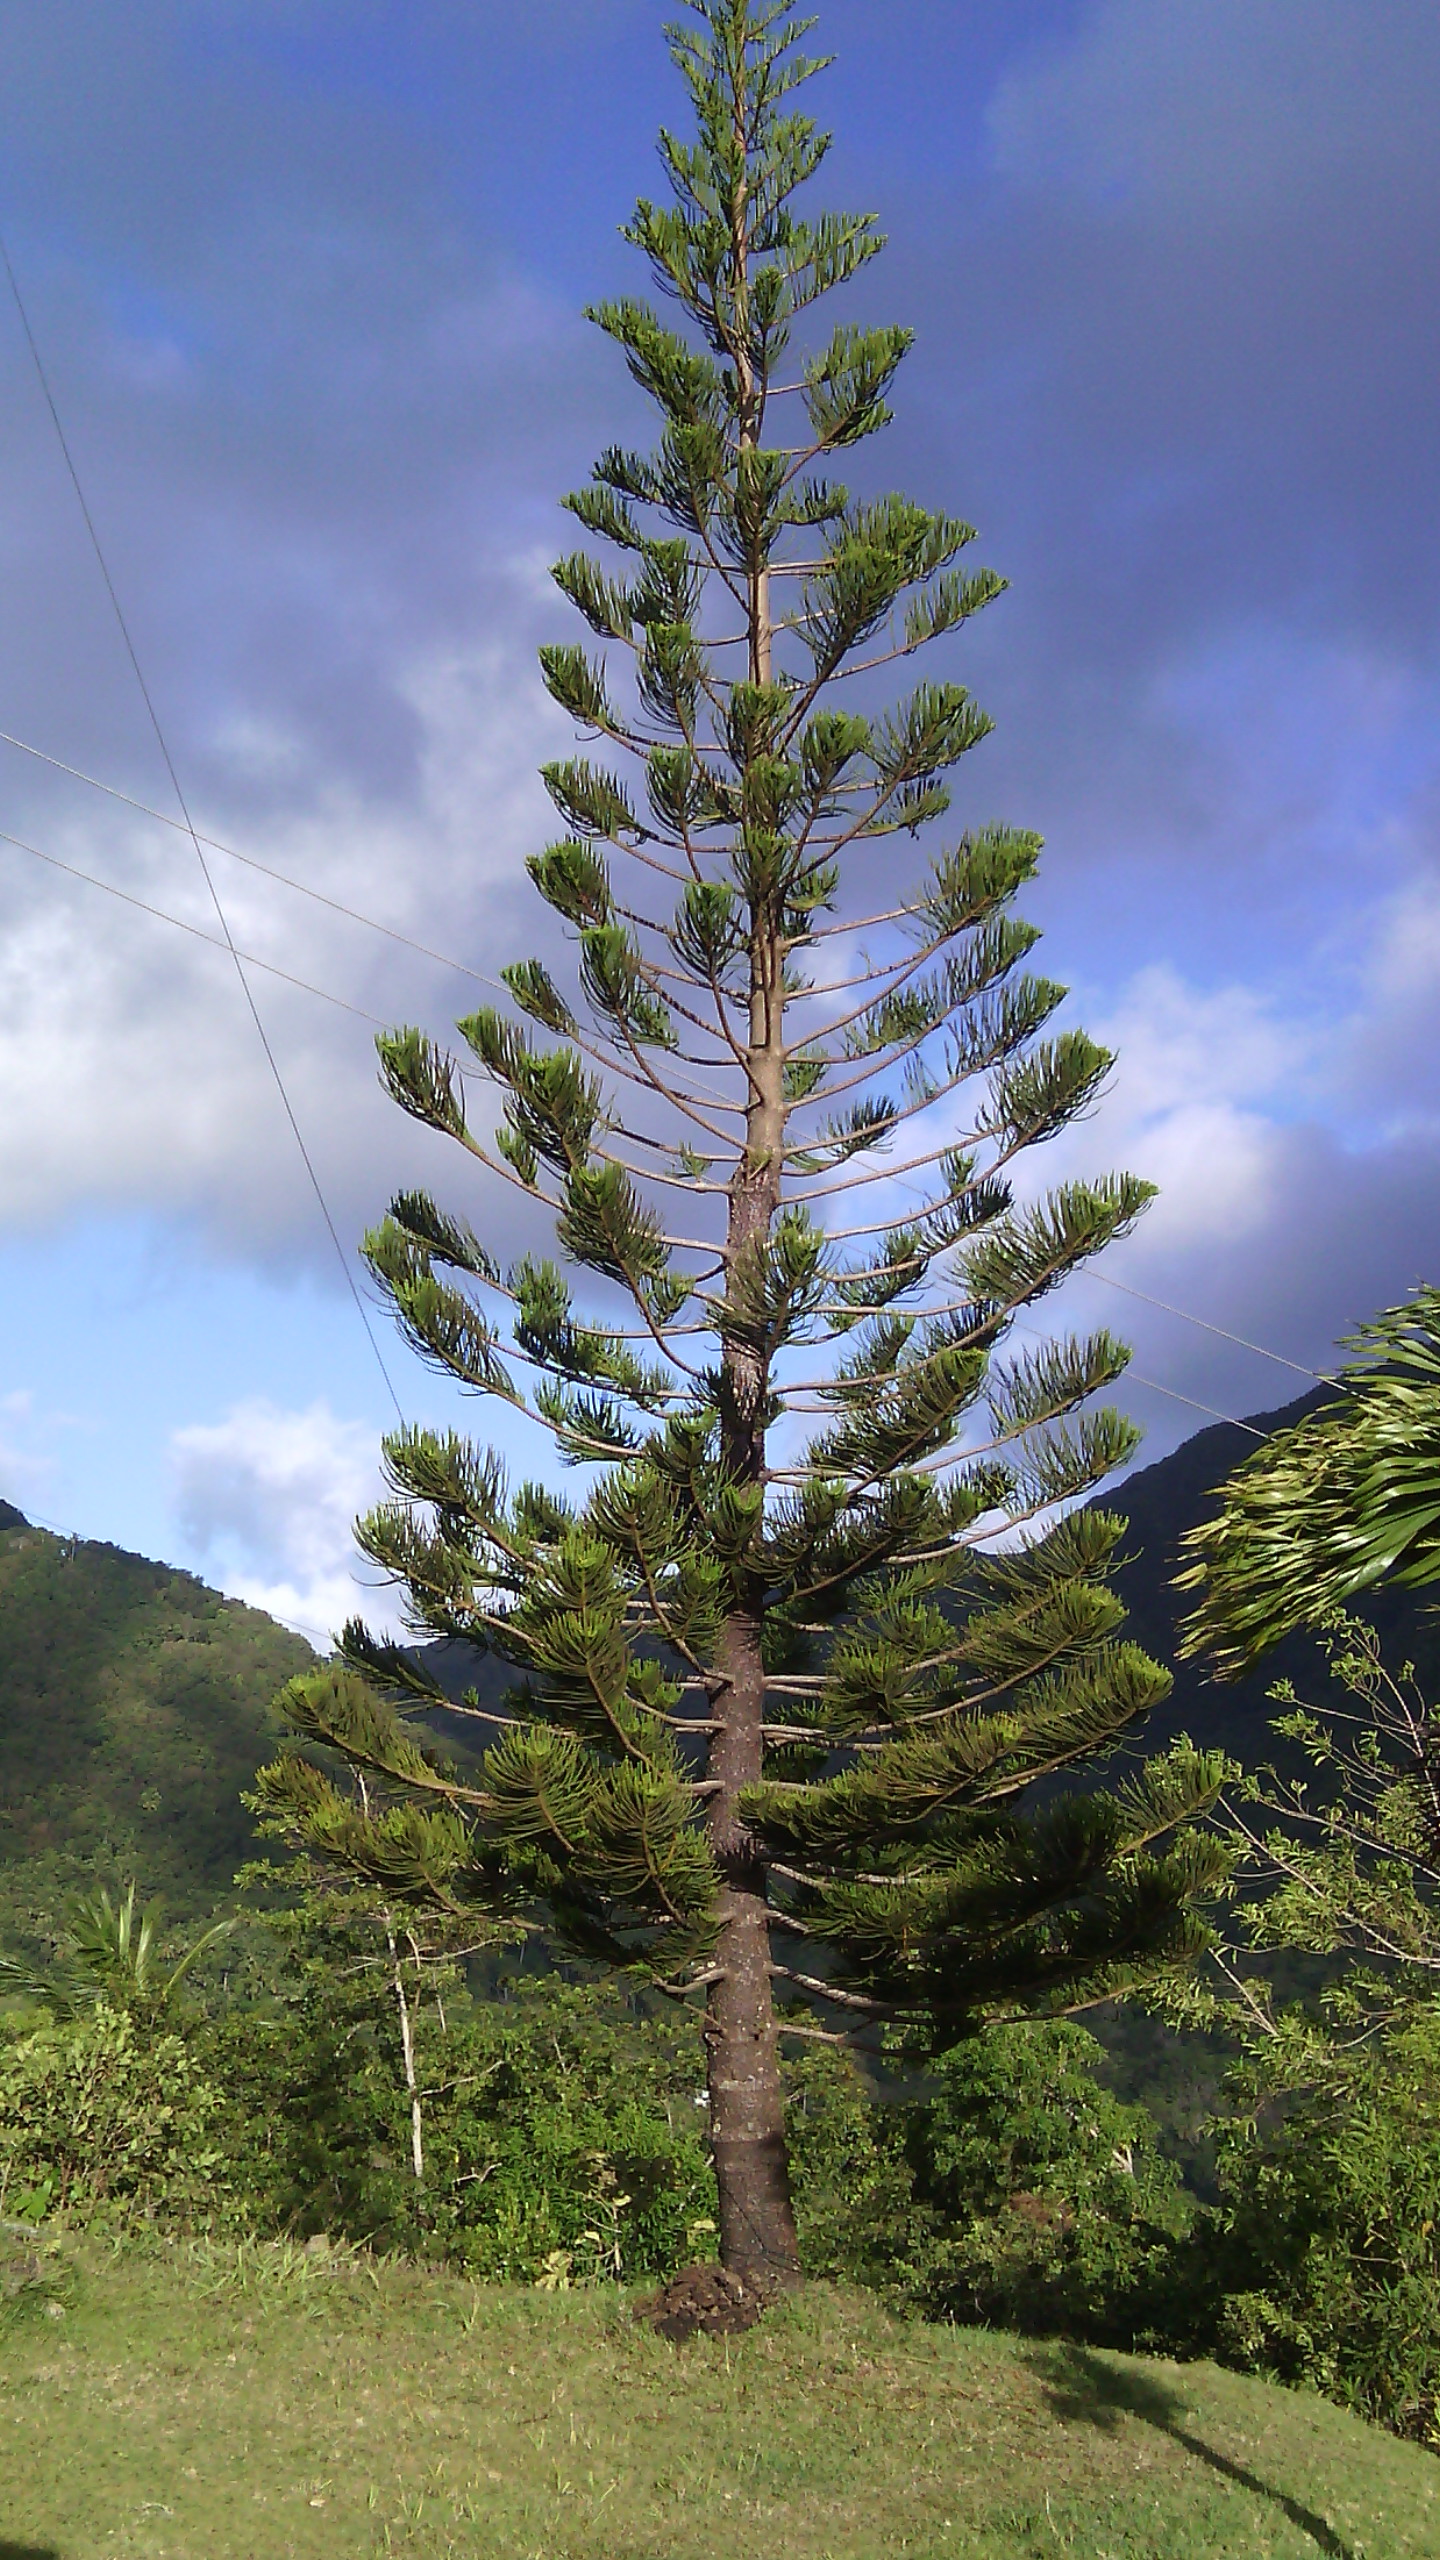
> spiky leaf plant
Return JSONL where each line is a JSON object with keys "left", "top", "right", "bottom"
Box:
{"left": 259, "top": 0, "right": 1228, "bottom": 2290}
{"left": 1180, "top": 1288, "right": 1440, "bottom": 1675}
{"left": 0, "top": 1883, "right": 232, "bottom": 2020}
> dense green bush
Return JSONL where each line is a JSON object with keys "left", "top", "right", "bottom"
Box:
{"left": 786, "top": 2048, "right": 934, "bottom": 2299}
{"left": 909, "top": 2024, "right": 1192, "bottom": 2341}
{"left": 787, "top": 2021, "right": 1190, "bottom": 2344}
{"left": 0, "top": 2004, "right": 228, "bottom": 2227}
{"left": 204, "top": 1971, "right": 716, "bottom": 2284}
{"left": 1198, "top": 2008, "right": 1440, "bottom": 2445}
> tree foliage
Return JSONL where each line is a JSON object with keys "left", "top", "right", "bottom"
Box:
{"left": 205, "top": 1949, "right": 717, "bottom": 2286}
{"left": 1179, "top": 1289, "right": 1440, "bottom": 1674}
{"left": 1173, "top": 1284, "right": 1440, "bottom": 2067}
{"left": 260, "top": 0, "right": 1226, "bottom": 2277}
{"left": 1200, "top": 2008, "right": 1440, "bottom": 2447}
{"left": 1153, "top": 1615, "right": 1440, "bottom": 2093}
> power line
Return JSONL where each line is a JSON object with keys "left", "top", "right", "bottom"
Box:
{"left": 1126, "top": 1374, "right": 1268, "bottom": 1441}
{"left": 1091, "top": 1268, "right": 1329, "bottom": 1385}
{"left": 0, "top": 725, "right": 504, "bottom": 996}
{"left": 4, "top": 711, "right": 1346, "bottom": 1408}
{"left": 0, "top": 823, "right": 385, "bottom": 1024}
{"left": 889, "top": 1164, "right": 1318, "bottom": 1424}
{"left": 1, "top": 232, "right": 403, "bottom": 1423}
{"left": 1, "top": 792, "right": 1329, "bottom": 1454}
{"left": 0, "top": 290, "right": 1332, "bottom": 1445}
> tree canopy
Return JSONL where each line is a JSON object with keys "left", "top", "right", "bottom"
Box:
{"left": 260, "top": 0, "right": 1227, "bottom": 2287}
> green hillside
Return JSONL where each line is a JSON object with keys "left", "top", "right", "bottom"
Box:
{"left": 3, "top": 2244, "right": 1433, "bottom": 2560}
{"left": 0, "top": 1513, "right": 313, "bottom": 1931}
{"left": 1, "top": 1395, "right": 1432, "bottom": 1952}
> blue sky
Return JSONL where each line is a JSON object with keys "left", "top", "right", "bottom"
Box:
{"left": 1, "top": 0, "right": 1438, "bottom": 1637}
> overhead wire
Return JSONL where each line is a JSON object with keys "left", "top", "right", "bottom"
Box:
{"left": 882, "top": 1166, "right": 1321, "bottom": 1441}
{"left": 1089, "top": 1268, "right": 1331, "bottom": 1386}
{"left": 0, "top": 822, "right": 385, "bottom": 1024}
{"left": 0, "top": 725, "right": 508, "bottom": 996}
{"left": 1123, "top": 1376, "right": 1268, "bottom": 1441}
{"left": 2, "top": 785, "right": 1331, "bottom": 1449}
{"left": 0, "top": 268, "right": 1332, "bottom": 1457}
{"left": 1, "top": 713, "right": 1342, "bottom": 1416}
{"left": 0, "top": 230, "right": 404, "bottom": 1421}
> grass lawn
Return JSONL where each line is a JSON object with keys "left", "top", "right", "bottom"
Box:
{"left": 0, "top": 2236, "right": 1434, "bottom": 2559}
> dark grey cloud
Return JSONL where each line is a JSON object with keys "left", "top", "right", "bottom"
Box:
{"left": 0, "top": 0, "right": 1437, "bottom": 1459}
{"left": 943, "top": 0, "right": 1440, "bottom": 647}
{"left": 1101, "top": 1116, "right": 1440, "bottom": 1458}
{"left": 771, "top": 0, "right": 1440, "bottom": 1283}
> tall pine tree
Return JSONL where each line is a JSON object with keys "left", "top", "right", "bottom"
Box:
{"left": 261, "top": 0, "right": 1228, "bottom": 2293}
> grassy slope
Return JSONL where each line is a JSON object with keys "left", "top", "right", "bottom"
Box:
{"left": 2, "top": 2243, "right": 1434, "bottom": 2559}
{"left": 0, "top": 1522, "right": 313, "bottom": 1930}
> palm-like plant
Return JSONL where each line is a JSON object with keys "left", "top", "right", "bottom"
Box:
{"left": 1179, "top": 1289, "right": 1440, "bottom": 1675}
{"left": 0, "top": 1883, "right": 231, "bottom": 2019}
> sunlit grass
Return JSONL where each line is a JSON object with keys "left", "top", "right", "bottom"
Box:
{"left": 1, "top": 2235, "right": 1435, "bottom": 2558}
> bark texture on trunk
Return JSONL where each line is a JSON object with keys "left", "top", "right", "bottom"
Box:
{"left": 704, "top": 727, "right": 798, "bottom": 2282}
{"left": 707, "top": 979, "right": 797, "bottom": 2285}
{"left": 702, "top": 88, "right": 799, "bottom": 2279}
{"left": 705, "top": 1608, "right": 797, "bottom": 2286}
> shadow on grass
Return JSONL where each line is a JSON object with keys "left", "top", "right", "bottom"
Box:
{"left": 0, "top": 2545, "right": 62, "bottom": 2558}
{"left": 1025, "top": 2344, "right": 1357, "bottom": 2560}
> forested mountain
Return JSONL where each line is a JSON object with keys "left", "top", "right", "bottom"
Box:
{"left": 0, "top": 1512, "right": 312, "bottom": 1929}
{"left": 2, "top": 1388, "right": 1433, "bottom": 1941}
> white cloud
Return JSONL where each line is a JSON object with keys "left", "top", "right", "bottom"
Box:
{"left": 1081, "top": 964, "right": 1307, "bottom": 1250}
{"left": 1046, "top": 926, "right": 1440, "bottom": 1453}
{"left": 0, "top": 630, "right": 565, "bottom": 1265}
{"left": 170, "top": 1395, "right": 392, "bottom": 1642}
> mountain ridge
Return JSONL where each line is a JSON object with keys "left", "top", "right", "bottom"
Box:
{"left": 0, "top": 1510, "right": 313, "bottom": 1930}
{"left": 4, "top": 1387, "right": 1433, "bottom": 1931}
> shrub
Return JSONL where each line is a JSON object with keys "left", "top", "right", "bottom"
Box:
{"left": 784, "top": 2048, "right": 937, "bottom": 2299}
{"left": 205, "top": 1973, "right": 716, "bottom": 2284}
{"left": 910, "top": 2024, "right": 1190, "bottom": 2341}
{"left": 787, "top": 2022, "right": 1189, "bottom": 2343}
{"left": 0, "top": 2003, "right": 229, "bottom": 2228}
{"left": 1203, "top": 2007, "right": 1440, "bottom": 2444}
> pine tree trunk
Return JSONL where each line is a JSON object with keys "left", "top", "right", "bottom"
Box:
{"left": 705, "top": 195, "right": 799, "bottom": 2266}
{"left": 707, "top": 957, "right": 796, "bottom": 2284}
{"left": 705, "top": 1601, "right": 797, "bottom": 2287}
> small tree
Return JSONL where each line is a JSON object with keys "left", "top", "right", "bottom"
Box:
{"left": 260, "top": 0, "right": 1226, "bottom": 2292}
{"left": 1169, "top": 1615, "right": 1440, "bottom": 2082}
{"left": 1174, "top": 1291, "right": 1440, "bottom": 2076}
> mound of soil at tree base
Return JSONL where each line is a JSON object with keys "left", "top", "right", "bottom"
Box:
{"left": 634, "top": 2263, "right": 770, "bottom": 2341}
